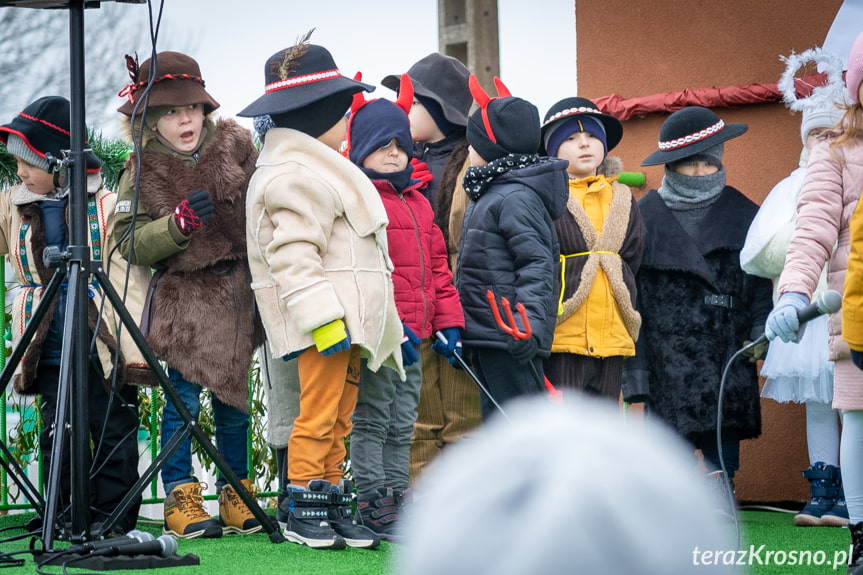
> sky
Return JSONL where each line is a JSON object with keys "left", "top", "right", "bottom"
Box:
{"left": 137, "top": 0, "right": 577, "bottom": 133}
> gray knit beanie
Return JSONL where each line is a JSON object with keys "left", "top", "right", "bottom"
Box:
{"left": 6, "top": 134, "right": 50, "bottom": 172}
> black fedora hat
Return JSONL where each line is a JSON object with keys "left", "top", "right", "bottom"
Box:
{"left": 0, "top": 96, "right": 101, "bottom": 172}
{"left": 540, "top": 97, "right": 623, "bottom": 154}
{"left": 641, "top": 106, "right": 747, "bottom": 166}
{"left": 238, "top": 43, "right": 374, "bottom": 118}
{"left": 381, "top": 53, "right": 472, "bottom": 127}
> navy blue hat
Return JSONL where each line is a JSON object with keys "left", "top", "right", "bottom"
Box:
{"left": 239, "top": 39, "right": 374, "bottom": 118}
{"left": 544, "top": 116, "right": 609, "bottom": 158}
{"left": 467, "top": 75, "right": 540, "bottom": 162}
{"left": 540, "top": 97, "right": 622, "bottom": 155}
{"left": 348, "top": 99, "right": 414, "bottom": 166}
{"left": 641, "top": 106, "right": 747, "bottom": 166}
{"left": 0, "top": 96, "right": 101, "bottom": 173}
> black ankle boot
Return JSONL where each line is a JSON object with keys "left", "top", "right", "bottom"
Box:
{"left": 849, "top": 522, "right": 863, "bottom": 575}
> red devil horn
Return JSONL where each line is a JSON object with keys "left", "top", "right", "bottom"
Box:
{"left": 395, "top": 74, "right": 414, "bottom": 115}
{"left": 469, "top": 74, "right": 491, "bottom": 109}
{"left": 493, "top": 77, "right": 512, "bottom": 98}
{"left": 350, "top": 72, "right": 366, "bottom": 115}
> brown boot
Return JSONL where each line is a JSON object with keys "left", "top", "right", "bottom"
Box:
{"left": 219, "top": 478, "right": 263, "bottom": 535}
{"left": 164, "top": 482, "right": 222, "bottom": 539}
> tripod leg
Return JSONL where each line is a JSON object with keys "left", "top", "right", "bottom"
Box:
{"left": 92, "top": 266, "right": 284, "bottom": 542}
{"left": 42, "top": 262, "right": 91, "bottom": 549}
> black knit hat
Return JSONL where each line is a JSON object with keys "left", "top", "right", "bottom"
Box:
{"left": 466, "top": 75, "right": 540, "bottom": 162}
{"left": 641, "top": 106, "right": 747, "bottom": 166}
{"left": 381, "top": 52, "right": 472, "bottom": 127}
{"left": 0, "top": 96, "right": 101, "bottom": 173}
{"left": 540, "top": 97, "right": 623, "bottom": 155}
{"left": 238, "top": 39, "right": 374, "bottom": 118}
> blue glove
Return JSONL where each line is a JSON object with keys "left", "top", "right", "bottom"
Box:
{"left": 432, "top": 327, "right": 463, "bottom": 365}
{"left": 312, "top": 319, "right": 352, "bottom": 356}
{"left": 765, "top": 292, "right": 809, "bottom": 343}
{"left": 402, "top": 324, "right": 422, "bottom": 367}
{"left": 282, "top": 348, "right": 308, "bottom": 362}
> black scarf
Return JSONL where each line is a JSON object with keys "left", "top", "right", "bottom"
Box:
{"left": 462, "top": 153, "right": 540, "bottom": 200}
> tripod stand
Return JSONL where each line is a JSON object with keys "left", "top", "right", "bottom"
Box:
{"left": 0, "top": 0, "right": 283, "bottom": 554}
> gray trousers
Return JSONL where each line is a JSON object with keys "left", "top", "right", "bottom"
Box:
{"left": 351, "top": 356, "right": 423, "bottom": 502}
{"left": 260, "top": 343, "right": 301, "bottom": 490}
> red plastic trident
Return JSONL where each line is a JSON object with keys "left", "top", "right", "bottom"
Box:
{"left": 486, "top": 290, "right": 563, "bottom": 403}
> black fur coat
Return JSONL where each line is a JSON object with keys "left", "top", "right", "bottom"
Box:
{"left": 626, "top": 187, "right": 773, "bottom": 440}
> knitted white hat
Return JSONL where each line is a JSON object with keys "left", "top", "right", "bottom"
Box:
{"left": 394, "top": 396, "right": 740, "bottom": 575}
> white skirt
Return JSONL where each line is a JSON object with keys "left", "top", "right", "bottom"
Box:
{"left": 760, "top": 314, "right": 834, "bottom": 404}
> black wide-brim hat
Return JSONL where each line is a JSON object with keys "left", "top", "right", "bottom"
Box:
{"left": 641, "top": 106, "right": 748, "bottom": 166}
{"left": 1, "top": 95, "right": 101, "bottom": 172}
{"left": 381, "top": 53, "right": 472, "bottom": 127}
{"left": 540, "top": 97, "right": 623, "bottom": 154}
{"left": 238, "top": 44, "right": 374, "bottom": 118}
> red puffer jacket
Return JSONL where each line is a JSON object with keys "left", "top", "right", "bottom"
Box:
{"left": 372, "top": 178, "right": 464, "bottom": 338}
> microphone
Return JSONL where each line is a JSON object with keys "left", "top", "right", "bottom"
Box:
{"left": 616, "top": 172, "right": 646, "bottom": 187}
{"left": 797, "top": 289, "right": 842, "bottom": 324}
{"left": 91, "top": 534, "right": 178, "bottom": 557}
{"left": 63, "top": 529, "right": 154, "bottom": 554}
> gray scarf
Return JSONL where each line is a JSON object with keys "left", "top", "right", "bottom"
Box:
{"left": 656, "top": 166, "right": 726, "bottom": 211}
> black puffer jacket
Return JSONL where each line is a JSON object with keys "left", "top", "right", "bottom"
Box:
{"left": 456, "top": 156, "right": 569, "bottom": 353}
{"left": 414, "top": 132, "right": 466, "bottom": 208}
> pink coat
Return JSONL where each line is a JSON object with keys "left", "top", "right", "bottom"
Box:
{"left": 777, "top": 132, "right": 863, "bottom": 408}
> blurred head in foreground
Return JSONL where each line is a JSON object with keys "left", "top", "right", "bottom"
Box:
{"left": 394, "top": 396, "right": 739, "bottom": 575}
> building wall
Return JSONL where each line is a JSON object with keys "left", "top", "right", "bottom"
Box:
{"left": 575, "top": 0, "right": 843, "bottom": 502}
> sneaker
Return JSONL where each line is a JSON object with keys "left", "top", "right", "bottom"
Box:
{"left": 164, "top": 481, "right": 223, "bottom": 539}
{"left": 327, "top": 480, "right": 380, "bottom": 549}
{"left": 281, "top": 481, "right": 346, "bottom": 549}
{"left": 219, "top": 478, "right": 263, "bottom": 535}
{"left": 358, "top": 487, "right": 401, "bottom": 541}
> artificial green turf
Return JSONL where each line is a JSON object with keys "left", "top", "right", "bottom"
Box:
{"left": 0, "top": 513, "right": 393, "bottom": 575}
{"left": 0, "top": 510, "right": 856, "bottom": 574}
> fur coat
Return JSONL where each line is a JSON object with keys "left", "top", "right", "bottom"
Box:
{"left": 117, "top": 119, "right": 264, "bottom": 411}
{"left": 626, "top": 187, "right": 773, "bottom": 440}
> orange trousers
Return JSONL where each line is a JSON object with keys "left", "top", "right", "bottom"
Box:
{"left": 289, "top": 345, "right": 360, "bottom": 487}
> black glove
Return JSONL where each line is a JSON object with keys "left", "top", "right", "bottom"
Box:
{"left": 507, "top": 337, "right": 537, "bottom": 365}
{"left": 174, "top": 190, "right": 214, "bottom": 235}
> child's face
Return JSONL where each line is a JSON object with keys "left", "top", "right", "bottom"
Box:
{"left": 155, "top": 104, "right": 205, "bottom": 154}
{"left": 362, "top": 138, "right": 408, "bottom": 173}
{"left": 673, "top": 160, "right": 719, "bottom": 177}
{"left": 555, "top": 131, "right": 605, "bottom": 179}
{"left": 16, "top": 158, "right": 54, "bottom": 195}
{"left": 318, "top": 115, "right": 347, "bottom": 151}
{"left": 408, "top": 98, "right": 444, "bottom": 144}
{"left": 805, "top": 127, "right": 829, "bottom": 151}
{"left": 468, "top": 145, "right": 487, "bottom": 167}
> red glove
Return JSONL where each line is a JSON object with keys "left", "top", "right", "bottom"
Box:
{"left": 174, "top": 190, "right": 214, "bottom": 236}
{"left": 410, "top": 158, "right": 433, "bottom": 188}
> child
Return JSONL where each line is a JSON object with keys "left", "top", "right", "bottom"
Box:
{"left": 382, "top": 53, "right": 482, "bottom": 480}
{"left": 456, "top": 76, "right": 569, "bottom": 419}
{"left": 539, "top": 97, "right": 645, "bottom": 401}
{"left": 629, "top": 106, "right": 773, "bottom": 484}
{"left": 0, "top": 96, "right": 145, "bottom": 535}
{"left": 344, "top": 75, "right": 464, "bottom": 539}
{"left": 113, "top": 51, "right": 264, "bottom": 539}
{"left": 774, "top": 28, "right": 863, "bottom": 571}
{"left": 741, "top": 70, "right": 846, "bottom": 527}
{"left": 238, "top": 38, "right": 404, "bottom": 550}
